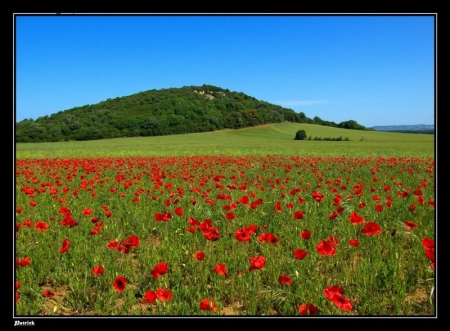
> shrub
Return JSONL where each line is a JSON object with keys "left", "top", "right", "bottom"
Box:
{"left": 294, "top": 130, "right": 307, "bottom": 140}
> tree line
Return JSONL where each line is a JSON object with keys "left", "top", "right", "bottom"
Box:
{"left": 16, "top": 84, "right": 370, "bottom": 142}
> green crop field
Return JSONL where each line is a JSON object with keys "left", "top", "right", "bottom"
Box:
{"left": 15, "top": 122, "right": 434, "bottom": 159}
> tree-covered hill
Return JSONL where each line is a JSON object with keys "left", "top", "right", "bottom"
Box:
{"left": 16, "top": 84, "right": 370, "bottom": 142}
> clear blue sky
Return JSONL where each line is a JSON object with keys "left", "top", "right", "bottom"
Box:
{"left": 15, "top": 14, "right": 435, "bottom": 127}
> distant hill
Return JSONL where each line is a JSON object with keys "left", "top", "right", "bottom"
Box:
{"left": 16, "top": 84, "right": 370, "bottom": 142}
{"left": 371, "top": 124, "right": 434, "bottom": 131}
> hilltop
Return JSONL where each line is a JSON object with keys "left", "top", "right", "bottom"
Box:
{"left": 16, "top": 84, "right": 369, "bottom": 142}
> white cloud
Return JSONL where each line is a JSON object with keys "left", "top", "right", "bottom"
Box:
{"left": 275, "top": 100, "right": 329, "bottom": 107}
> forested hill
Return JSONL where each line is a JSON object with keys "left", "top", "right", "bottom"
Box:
{"left": 16, "top": 84, "right": 370, "bottom": 142}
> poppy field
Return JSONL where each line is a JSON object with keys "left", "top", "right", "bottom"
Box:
{"left": 14, "top": 152, "right": 435, "bottom": 316}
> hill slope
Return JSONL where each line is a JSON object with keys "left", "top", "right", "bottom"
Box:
{"left": 16, "top": 84, "right": 369, "bottom": 142}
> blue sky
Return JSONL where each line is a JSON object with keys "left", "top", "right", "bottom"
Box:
{"left": 15, "top": 14, "right": 435, "bottom": 127}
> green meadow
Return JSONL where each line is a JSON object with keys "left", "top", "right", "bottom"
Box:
{"left": 15, "top": 123, "right": 434, "bottom": 159}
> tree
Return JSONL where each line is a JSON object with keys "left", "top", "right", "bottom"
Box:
{"left": 294, "top": 130, "right": 307, "bottom": 140}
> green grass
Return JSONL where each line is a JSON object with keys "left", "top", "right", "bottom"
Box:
{"left": 15, "top": 122, "right": 434, "bottom": 159}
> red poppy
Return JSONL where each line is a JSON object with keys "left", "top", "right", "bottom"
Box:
{"left": 83, "top": 208, "right": 93, "bottom": 216}
{"left": 92, "top": 265, "right": 104, "bottom": 275}
{"left": 16, "top": 206, "right": 22, "bottom": 213}
{"left": 16, "top": 256, "right": 31, "bottom": 267}
{"left": 375, "top": 205, "right": 383, "bottom": 213}
{"left": 127, "top": 235, "right": 140, "bottom": 248}
{"left": 200, "top": 298, "right": 218, "bottom": 312}
{"left": 274, "top": 201, "right": 282, "bottom": 212}
{"left": 43, "top": 290, "right": 55, "bottom": 297}
{"left": 249, "top": 256, "right": 266, "bottom": 271}
{"left": 316, "top": 240, "right": 336, "bottom": 256}
{"left": 361, "top": 222, "right": 382, "bottom": 236}
{"left": 409, "top": 203, "right": 417, "bottom": 212}
{"left": 142, "top": 290, "right": 157, "bottom": 303}
{"left": 105, "top": 211, "right": 113, "bottom": 218}
{"left": 15, "top": 223, "right": 20, "bottom": 232}
{"left": 300, "top": 230, "right": 311, "bottom": 239}
{"left": 29, "top": 201, "right": 37, "bottom": 207}
{"left": 151, "top": 262, "right": 168, "bottom": 278}
{"left": 155, "top": 288, "right": 173, "bottom": 302}
{"left": 194, "top": 251, "right": 205, "bottom": 261}
{"left": 404, "top": 221, "right": 418, "bottom": 230}
{"left": 213, "top": 263, "right": 228, "bottom": 276}
{"left": 113, "top": 276, "right": 128, "bottom": 292}
{"left": 278, "top": 274, "right": 292, "bottom": 286}
{"left": 203, "top": 227, "right": 220, "bottom": 241}
{"left": 60, "top": 238, "right": 70, "bottom": 254}
{"left": 257, "top": 232, "right": 279, "bottom": 244}
{"left": 349, "top": 239, "right": 360, "bottom": 247}
{"left": 329, "top": 211, "right": 339, "bottom": 220}
{"left": 312, "top": 191, "right": 325, "bottom": 202}
{"left": 299, "top": 303, "right": 319, "bottom": 316}
{"left": 154, "top": 212, "right": 172, "bottom": 222}
{"left": 225, "top": 212, "right": 235, "bottom": 220}
{"left": 235, "top": 228, "right": 252, "bottom": 242}
{"left": 293, "top": 248, "right": 308, "bottom": 260}
{"left": 22, "top": 219, "right": 33, "bottom": 227}
{"left": 293, "top": 210, "right": 304, "bottom": 219}
{"left": 175, "top": 207, "right": 183, "bottom": 216}
{"left": 349, "top": 211, "right": 365, "bottom": 225}
{"left": 323, "top": 285, "right": 352, "bottom": 311}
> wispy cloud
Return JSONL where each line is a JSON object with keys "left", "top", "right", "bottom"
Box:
{"left": 275, "top": 100, "right": 329, "bottom": 107}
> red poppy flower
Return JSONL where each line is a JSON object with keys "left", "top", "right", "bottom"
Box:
{"left": 151, "top": 262, "right": 168, "bottom": 278}
{"left": 107, "top": 239, "right": 119, "bottom": 250}
{"left": 375, "top": 205, "right": 383, "bottom": 213}
{"left": 249, "top": 256, "right": 266, "bottom": 271}
{"left": 349, "top": 239, "right": 360, "bottom": 247}
{"left": 293, "top": 248, "right": 308, "bottom": 260}
{"left": 60, "top": 238, "right": 70, "bottom": 254}
{"left": 225, "top": 212, "right": 235, "bottom": 220}
{"left": 22, "top": 219, "right": 33, "bottom": 227}
{"left": 323, "top": 287, "right": 352, "bottom": 311}
{"left": 293, "top": 210, "right": 304, "bottom": 219}
{"left": 16, "top": 256, "right": 31, "bottom": 267}
{"left": 257, "top": 232, "right": 279, "bottom": 244}
{"left": 203, "top": 227, "right": 220, "bottom": 241}
{"left": 349, "top": 211, "right": 365, "bottom": 225}
{"left": 194, "top": 251, "right": 205, "bottom": 261}
{"left": 361, "top": 222, "right": 382, "bottom": 236}
{"left": 155, "top": 288, "right": 173, "bottom": 302}
{"left": 316, "top": 240, "right": 336, "bottom": 256}
{"left": 92, "top": 265, "right": 104, "bottom": 275}
{"left": 278, "top": 274, "right": 292, "bottom": 286}
{"left": 299, "top": 303, "right": 319, "bottom": 316}
{"left": 300, "top": 230, "right": 311, "bottom": 239}
{"left": 16, "top": 206, "right": 22, "bottom": 213}
{"left": 175, "top": 207, "right": 183, "bottom": 216}
{"left": 43, "top": 290, "right": 55, "bottom": 297}
{"left": 335, "top": 292, "right": 353, "bottom": 309}
{"left": 15, "top": 223, "right": 20, "bottom": 232}
{"left": 29, "top": 201, "right": 37, "bottom": 207}
{"left": 409, "top": 203, "right": 417, "bottom": 212}
{"left": 113, "top": 276, "right": 128, "bottom": 292}
{"left": 127, "top": 235, "right": 140, "bottom": 248}
{"left": 142, "top": 290, "right": 157, "bottom": 303}
{"left": 105, "top": 211, "right": 113, "bottom": 218}
{"left": 235, "top": 228, "right": 252, "bottom": 242}
{"left": 312, "top": 191, "right": 325, "bottom": 202}
{"left": 154, "top": 212, "right": 172, "bottom": 222}
{"left": 274, "top": 201, "right": 282, "bottom": 212}
{"left": 329, "top": 211, "right": 339, "bottom": 220}
{"left": 200, "top": 298, "right": 218, "bottom": 312}
{"left": 213, "top": 263, "right": 228, "bottom": 276}
{"left": 83, "top": 208, "right": 93, "bottom": 216}
{"left": 404, "top": 221, "right": 418, "bottom": 230}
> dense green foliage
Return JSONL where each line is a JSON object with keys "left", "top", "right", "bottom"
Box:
{"left": 294, "top": 130, "right": 307, "bottom": 140}
{"left": 16, "top": 84, "right": 371, "bottom": 142}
